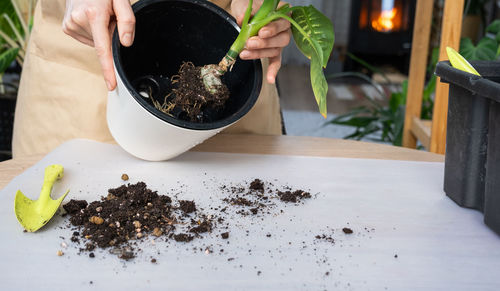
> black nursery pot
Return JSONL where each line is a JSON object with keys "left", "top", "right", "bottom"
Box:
{"left": 435, "top": 60, "right": 500, "bottom": 235}
{"left": 113, "top": 0, "right": 262, "bottom": 130}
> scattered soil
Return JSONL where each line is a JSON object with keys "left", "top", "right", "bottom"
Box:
{"left": 249, "top": 179, "right": 265, "bottom": 193}
{"left": 315, "top": 234, "right": 335, "bottom": 244}
{"left": 152, "top": 62, "right": 230, "bottom": 123}
{"left": 342, "top": 227, "right": 353, "bottom": 234}
{"left": 277, "top": 190, "right": 312, "bottom": 203}
{"left": 220, "top": 179, "right": 311, "bottom": 217}
{"left": 61, "top": 178, "right": 349, "bottom": 267}
{"left": 173, "top": 233, "right": 194, "bottom": 242}
{"left": 179, "top": 200, "right": 196, "bottom": 214}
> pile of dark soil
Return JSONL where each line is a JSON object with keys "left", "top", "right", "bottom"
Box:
{"left": 64, "top": 182, "right": 216, "bottom": 260}
{"left": 152, "top": 62, "right": 230, "bottom": 123}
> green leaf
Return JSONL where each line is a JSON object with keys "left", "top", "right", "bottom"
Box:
{"left": 0, "top": 0, "right": 21, "bottom": 45}
{"left": 0, "top": 46, "right": 19, "bottom": 73}
{"left": 291, "top": 5, "right": 334, "bottom": 68}
{"left": 460, "top": 37, "right": 497, "bottom": 61}
{"left": 486, "top": 19, "right": 500, "bottom": 35}
{"left": 447, "top": 46, "right": 481, "bottom": 75}
{"left": 310, "top": 47, "right": 328, "bottom": 117}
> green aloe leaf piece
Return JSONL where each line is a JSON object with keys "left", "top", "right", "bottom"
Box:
{"left": 460, "top": 37, "right": 497, "bottom": 61}
{"left": 447, "top": 46, "right": 480, "bottom": 76}
{"left": 0, "top": 47, "right": 19, "bottom": 74}
{"left": 291, "top": 5, "right": 334, "bottom": 68}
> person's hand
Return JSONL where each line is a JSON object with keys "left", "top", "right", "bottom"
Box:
{"left": 62, "top": 0, "right": 136, "bottom": 91}
{"left": 231, "top": 0, "right": 291, "bottom": 84}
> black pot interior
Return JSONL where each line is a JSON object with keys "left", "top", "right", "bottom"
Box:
{"left": 113, "top": 0, "right": 262, "bottom": 130}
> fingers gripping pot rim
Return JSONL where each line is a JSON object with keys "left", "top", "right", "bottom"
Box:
{"left": 107, "top": 0, "right": 262, "bottom": 161}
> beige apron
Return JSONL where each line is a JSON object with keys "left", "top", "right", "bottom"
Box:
{"left": 12, "top": 0, "right": 282, "bottom": 158}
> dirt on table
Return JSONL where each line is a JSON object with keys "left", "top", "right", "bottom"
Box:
{"left": 64, "top": 182, "right": 218, "bottom": 260}
{"left": 63, "top": 178, "right": 315, "bottom": 260}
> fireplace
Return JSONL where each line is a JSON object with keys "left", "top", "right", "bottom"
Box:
{"left": 345, "top": 0, "right": 416, "bottom": 74}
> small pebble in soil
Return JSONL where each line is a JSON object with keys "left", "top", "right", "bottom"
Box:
{"left": 89, "top": 216, "right": 104, "bottom": 225}
{"left": 152, "top": 228, "right": 163, "bottom": 237}
{"left": 221, "top": 232, "right": 229, "bottom": 239}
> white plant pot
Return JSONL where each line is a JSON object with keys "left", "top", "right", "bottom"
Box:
{"left": 106, "top": 0, "right": 262, "bottom": 161}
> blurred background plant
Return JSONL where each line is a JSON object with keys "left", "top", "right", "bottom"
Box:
{"left": 460, "top": 19, "right": 500, "bottom": 60}
{"left": 0, "top": 0, "right": 35, "bottom": 160}
{"left": 0, "top": 0, "right": 35, "bottom": 91}
{"left": 324, "top": 5, "right": 499, "bottom": 148}
{"left": 324, "top": 50, "right": 437, "bottom": 147}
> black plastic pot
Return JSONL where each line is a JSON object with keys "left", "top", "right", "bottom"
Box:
{"left": 113, "top": 0, "right": 262, "bottom": 130}
{"left": 435, "top": 60, "right": 500, "bottom": 235}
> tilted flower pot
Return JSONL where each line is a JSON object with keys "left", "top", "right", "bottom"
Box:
{"left": 436, "top": 60, "right": 500, "bottom": 235}
{"left": 107, "top": 0, "right": 262, "bottom": 161}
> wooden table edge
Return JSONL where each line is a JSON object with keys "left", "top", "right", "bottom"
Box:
{"left": 0, "top": 134, "right": 444, "bottom": 190}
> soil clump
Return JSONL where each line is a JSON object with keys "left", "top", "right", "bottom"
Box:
{"left": 153, "top": 62, "right": 230, "bottom": 123}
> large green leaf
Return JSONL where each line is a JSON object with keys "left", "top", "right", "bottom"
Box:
{"left": 460, "top": 37, "right": 497, "bottom": 60}
{"left": 0, "top": 47, "right": 19, "bottom": 73}
{"left": 291, "top": 5, "right": 334, "bottom": 68}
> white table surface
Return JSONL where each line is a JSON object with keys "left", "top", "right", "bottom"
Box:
{"left": 0, "top": 139, "right": 498, "bottom": 291}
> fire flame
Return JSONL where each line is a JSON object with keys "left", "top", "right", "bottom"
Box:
{"left": 372, "top": 8, "right": 397, "bottom": 32}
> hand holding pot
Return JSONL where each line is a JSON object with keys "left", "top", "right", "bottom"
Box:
{"left": 231, "top": 0, "right": 291, "bottom": 84}
{"left": 62, "top": 0, "right": 136, "bottom": 91}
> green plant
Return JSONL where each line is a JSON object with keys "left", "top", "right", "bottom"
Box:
{"left": 0, "top": 0, "right": 35, "bottom": 93}
{"left": 325, "top": 52, "right": 436, "bottom": 146}
{"left": 460, "top": 19, "right": 500, "bottom": 60}
{"left": 201, "top": 0, "right": 334, "bottom": 117}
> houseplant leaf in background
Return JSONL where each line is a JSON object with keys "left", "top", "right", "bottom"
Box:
{"left": 486, "top": 19, "right": 500, "bottom": 41}
{"left": 0, "top": 47, "right": 18, "bottom": 75}
{"left": 485, "top": 19, "right": 500, "bottom": 57}
{"left": 0, "top": 47, "right": 19, "bottom": 94}
{"left": 460, "top": 37, "right": 497, "bottom": 60}
{"left": 0, "top": 0, "right": 35, "bottom": 67}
